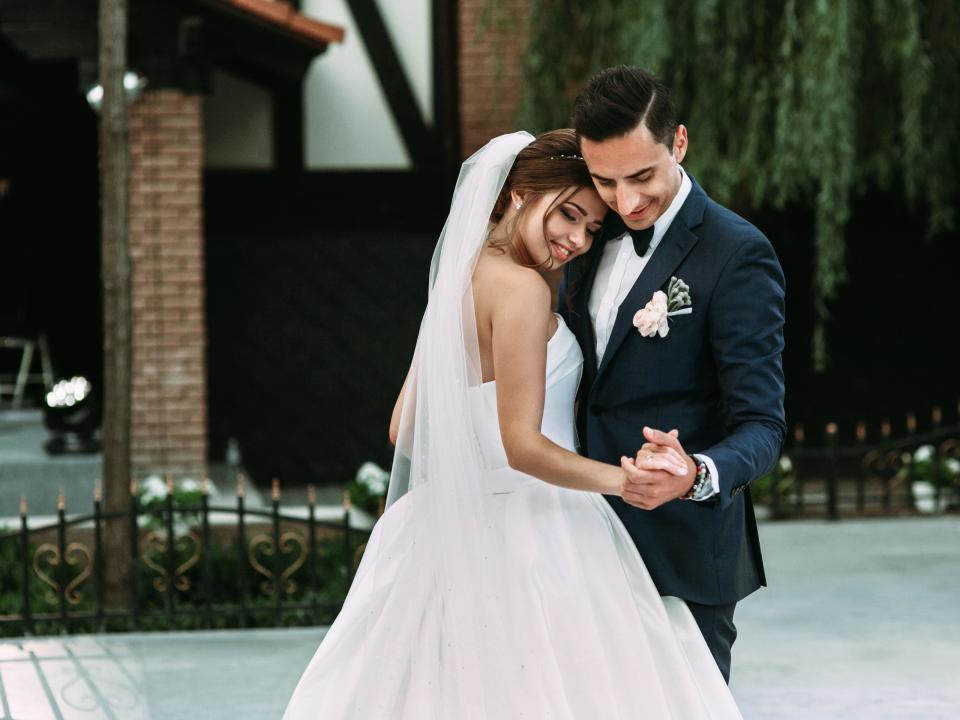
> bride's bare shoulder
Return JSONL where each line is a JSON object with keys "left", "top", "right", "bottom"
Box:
{"left": 473, "top": 253, "right": 550, "bottom": 311}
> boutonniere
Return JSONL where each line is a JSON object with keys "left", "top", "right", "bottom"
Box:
{"left": 632, "top": 276, "right": 693, "bottom": 338}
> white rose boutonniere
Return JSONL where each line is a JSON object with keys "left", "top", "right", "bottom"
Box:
{"left": 632, "top": 276, "right": 693, "bottom": 338}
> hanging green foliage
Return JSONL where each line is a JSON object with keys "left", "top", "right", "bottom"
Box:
{"left": 486, "top": 0, "right": 959, "bottom": 370}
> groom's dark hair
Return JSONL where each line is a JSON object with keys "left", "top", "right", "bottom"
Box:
{"left": 571, "top": 66, "right": 678, "bottom": 150}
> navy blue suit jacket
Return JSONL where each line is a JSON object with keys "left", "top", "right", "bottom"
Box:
{"left": 560, "top": 175, "right": 786, "bottom": 605}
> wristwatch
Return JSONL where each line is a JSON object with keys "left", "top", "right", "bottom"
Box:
{"left": 681, "top": 456, "right": 711, "bottom": 500}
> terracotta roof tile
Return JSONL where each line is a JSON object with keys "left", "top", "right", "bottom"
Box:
{"left": 201, "top": 0, "right": 345, "bottom": 47}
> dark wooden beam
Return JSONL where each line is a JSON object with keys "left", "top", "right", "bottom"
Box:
{"left": 432, "top": 0, "right": 461, "bottom": 191}
{"left": 273, "top": 79, "right": 303, "bottom": 175}
{"left": 344, "top": 0, "right": 433, "bottom": 170}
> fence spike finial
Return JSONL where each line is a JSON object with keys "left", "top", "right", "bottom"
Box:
{"left": 932, "top": 405, "right": 942, "bottom": 426}
{"left": 57, "top": 487, "right": 65, "bottom": 511}
{"left": 236, "top": 472, "right": 245, "bottom": 498}
{"left": 94, "top": 481, "right": 102, "bottom": 503}
{"left": 826, "top": 422, "right": 838, "bottom": 437}
{"left": 881, "top": 419, "right": 891, "bottom": 438}
{"left": 272, "top": 478, "right": 280, "bottom": 501}
{"left": 856, "top": 422, "right": 866, "bottom": 442}
{"left": 307, "top": 484, "right": 316, "bottom": 507}
{"left": 794, "top": 424, "right": 805, "bottom": 444}
{"left": 130, "top": 477, "right": 138, "bottom": 496}
{"left": 201, "top": 476, "right": 209, "bottom": 495}
{"left": 165, "top": 473, "right": 174, "bottom": 494}
{"left": 19, "top": 495, "right": 27, "bottom": 517}
{"left": 906, "top": 413, "right": 917, "bottom": 433}
{"left": 343, "top": 490, "right": 351, "bottom": 511}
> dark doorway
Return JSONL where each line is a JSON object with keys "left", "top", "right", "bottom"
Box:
{"left": 0, "top": 39, "right": 102, "bottom": 404}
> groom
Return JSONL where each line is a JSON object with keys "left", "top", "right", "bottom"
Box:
{"left": 561, "top": 66, "right": 786, "bottom": 682}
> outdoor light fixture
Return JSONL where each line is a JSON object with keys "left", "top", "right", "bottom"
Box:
{"left": 85, "top": 71, "right": 147, "bottom": 113}
{"left": 43, "top": 375, "right": 101, "bottom": 454}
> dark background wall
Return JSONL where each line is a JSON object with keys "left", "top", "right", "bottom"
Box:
{"left": 202, "top": 176, "right": 960, "bottom": 486}
{"left": 204, "top": 223, "right": 436, "bottom": 486}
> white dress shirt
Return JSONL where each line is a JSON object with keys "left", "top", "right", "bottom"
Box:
{"left": 587, "top": 167, "right": 719, "bottom": 500}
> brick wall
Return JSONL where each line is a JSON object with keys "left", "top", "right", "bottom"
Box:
{"left": 457, "top": 0, "right": 529, "bottom": 158}
{"left": 128, "top": 90, "right": 207, "bottom": 479}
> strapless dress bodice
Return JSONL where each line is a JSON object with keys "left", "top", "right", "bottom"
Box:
{"left": 469, "top": 315, "right": 583, "bottom": 493}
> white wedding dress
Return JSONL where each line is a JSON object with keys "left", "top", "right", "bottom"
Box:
{"left": 282, "top": 316, "right": 742, "bottom": 719}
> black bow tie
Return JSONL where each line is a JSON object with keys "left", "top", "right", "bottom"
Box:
{"left": 602, "top": 212, "right": 654, "bottom": 256}
{"left": 629, "top": 225, "right": 655, "bottom": 256}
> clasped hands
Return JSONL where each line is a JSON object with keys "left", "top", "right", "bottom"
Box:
{"left": 618, "top": 427, "right": 696, "bottom": 510}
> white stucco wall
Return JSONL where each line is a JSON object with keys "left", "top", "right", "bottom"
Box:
{"left": 302, "top": 0, "right": 433, "bottom": 170}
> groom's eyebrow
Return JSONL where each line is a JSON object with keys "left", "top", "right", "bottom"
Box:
{"left": 591, "top": 166, "right": 655, "bottom": 181}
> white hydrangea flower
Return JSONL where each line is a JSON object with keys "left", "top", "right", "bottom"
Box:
{"left": 140, "top": 475, "right": 167, "bottom": 504}
{"left": 913, "top": 445, "right": 935, "bottom": 463}
{"left": 179, "top": 478, "right": 200, "bottom": 493}
{"left": 943, "top": 458, "right": 960, "bottom": 477}
{"left": 356, "top": 461, "right": 389, "bottom": 495}
{"left": 778, "top": 456, "right": 793, "bottom": 474}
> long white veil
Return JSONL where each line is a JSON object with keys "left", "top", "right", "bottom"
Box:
{"left": 377, "top": 131, "right": 533, "bottom": 714}
{"left": 386, "top": 130, "right": 533, "bottom": 505}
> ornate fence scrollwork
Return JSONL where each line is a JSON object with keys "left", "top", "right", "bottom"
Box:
{"left": 142, "top": 530, "right": 202, "bottom": 593}
{"left": 862, "top": 448, "right": 906, "bottom": 508}
{"left": 248, "top": 531, "right": 307, "bottom": 596}
{"left": 32, "top": 542, "right": 93, "bottom": 605}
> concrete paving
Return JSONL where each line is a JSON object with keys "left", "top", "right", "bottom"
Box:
{"left": 1, "top": 517, "right": 958, "bottom": 719}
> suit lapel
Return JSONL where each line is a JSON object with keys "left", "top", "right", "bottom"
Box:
{"left": 568, "top": 210, "right": 620, "bottom": 374}
{"left": 594, "top": 178, "right": 708, "bottom": 383}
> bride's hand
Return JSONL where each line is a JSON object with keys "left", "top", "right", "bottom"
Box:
{"left": 634, "top": 437, "right": 688, "bottom": 476}
{"left": 619, "top": 429, "right": 697, "bottom": 509}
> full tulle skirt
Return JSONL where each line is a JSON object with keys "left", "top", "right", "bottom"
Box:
{"left": 281, "top": 479, "right": 742, "bottom": 719}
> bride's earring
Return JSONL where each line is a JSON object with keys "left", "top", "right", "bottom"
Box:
{"left": 515, "top": 200, "right": 524, "bottom": 210}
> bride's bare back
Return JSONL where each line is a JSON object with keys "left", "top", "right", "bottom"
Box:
{"left": 471, "top": 246, "right": 558, "bottom": 386}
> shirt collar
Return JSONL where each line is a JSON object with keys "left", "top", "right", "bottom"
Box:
{"left": 649, "top": 166, "right": 691, "bottom": 251}
{"left": 612, "top": 165, "right": 692, "bottom": 254}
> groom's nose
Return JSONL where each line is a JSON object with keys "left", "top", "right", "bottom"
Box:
{"left": 616, "top": 185, "right": 637, "bottom": 213}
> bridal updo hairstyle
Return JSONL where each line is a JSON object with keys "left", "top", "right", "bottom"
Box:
{"left": 489, "top": 128, "right": 593, "bottom": 269}
{"left": 571, "top": 65, "right": 677, "bottom": 149}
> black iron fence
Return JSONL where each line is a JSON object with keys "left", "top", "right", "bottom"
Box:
{"left": 3, "top": 405, "right": 959, "bottom": 636}
{"left": 762, "top": 405, "right": 960, "bottom": 520}
{"left": 0, "top": 476, "right": 371, "bottom": 638}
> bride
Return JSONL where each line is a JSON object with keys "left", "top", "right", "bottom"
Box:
{"left": 282, "top": 131, "right": 742, "bottom": 718}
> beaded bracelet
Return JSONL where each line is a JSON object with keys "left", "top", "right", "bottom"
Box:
{"left": 681, "top": 456, "right": 710, "bottom": 500}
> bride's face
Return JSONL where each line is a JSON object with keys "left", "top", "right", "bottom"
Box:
{"left": 516, "top": 187, "right": 606, "bottom": 269}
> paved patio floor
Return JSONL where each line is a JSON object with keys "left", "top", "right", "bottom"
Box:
{"left": 2, "top": 517, "right": 958, "bottom": 719}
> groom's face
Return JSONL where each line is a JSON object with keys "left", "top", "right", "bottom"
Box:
{"left": 580, "top": 123, "right": 687, "bottom": 231}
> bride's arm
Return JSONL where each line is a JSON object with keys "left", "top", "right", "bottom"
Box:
{"left": 491, "top": 273, "right": 685, "bottom": 494}
{"left": 388, "top": 364, "right": 415, "bottom": 446}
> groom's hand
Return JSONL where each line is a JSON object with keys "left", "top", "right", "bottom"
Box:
{"left": 619, "top": 427, "right": 697, "bottom": 510}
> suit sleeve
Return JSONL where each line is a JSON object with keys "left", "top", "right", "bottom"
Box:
{"left": 703, "top": 231, "right": 786, "bottom": 510}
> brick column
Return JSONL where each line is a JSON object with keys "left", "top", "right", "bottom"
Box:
{"left": 128, "top": 90, "right": 207, "bottom": 479}
{"left": 458, "top": 0, "right": 530, "bottom": 158}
